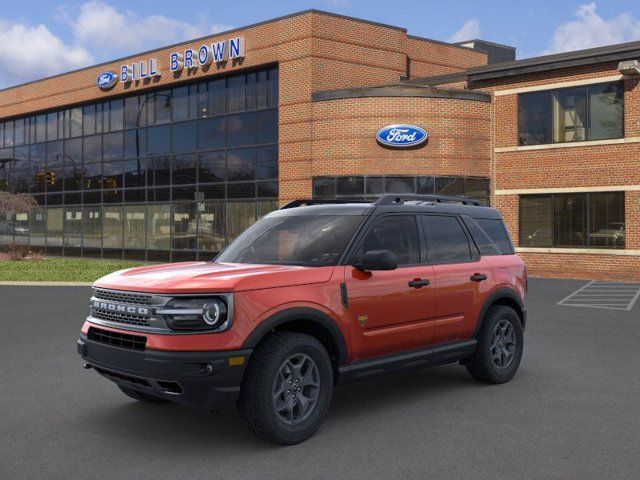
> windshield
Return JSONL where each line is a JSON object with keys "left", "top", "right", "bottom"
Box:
{"left": 216, "top": 215, "right": 364, "bottom": 266}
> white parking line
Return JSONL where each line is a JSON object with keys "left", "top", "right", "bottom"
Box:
{"left": 557, "top": 281, "right": 640, "bottom": 311}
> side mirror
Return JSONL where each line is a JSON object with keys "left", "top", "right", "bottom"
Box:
{"left": 355, "top": 249, "right": 398, "bottom": 271}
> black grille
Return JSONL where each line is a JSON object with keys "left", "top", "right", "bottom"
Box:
{"left": 92, "top": 308, "right": 151, "bottom": 327}
{"left": 93, "top": 366, "right": 150, "bottom": 387}
{"left": 88, "top": 327, "right": 147, "bottom": 351}
{"left": 93, "top": 289, "right": 152, "bottom": 305}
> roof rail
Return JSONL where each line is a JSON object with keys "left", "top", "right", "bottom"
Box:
{"left": 280, "top": 199, "right": 371, "bottom": 209}
{"left": 374, "top": 194, "right": 481, "bottom": 206}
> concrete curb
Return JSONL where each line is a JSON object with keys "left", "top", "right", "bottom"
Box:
{"left": 0, "top": 281, "right": 94, "bottom": 287}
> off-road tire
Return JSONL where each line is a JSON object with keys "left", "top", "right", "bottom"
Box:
{"left": 466, "top": 305, "right": 523, "bottom": 384}
{"left": 238, "top": 331, "right": 334, "bottom": 445}
{"left": 118, "top": 385, "right": 170, "bottom": 404}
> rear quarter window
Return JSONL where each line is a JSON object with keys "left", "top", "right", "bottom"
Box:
{"left": 474, "top": 218, "right": 515, "bottom": 255}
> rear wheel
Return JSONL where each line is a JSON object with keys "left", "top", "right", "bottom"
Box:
{"left": 118, "top": 385, "right": 170, "bottom": 404}
{"left": 466, "top": 305, "right": 523, "bottom": 384}
{"left": 238, "top": 331, "right": 333, "bottom": 445}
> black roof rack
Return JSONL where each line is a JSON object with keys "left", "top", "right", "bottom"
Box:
{"left": 374, "top": 194, "right": 482, "bottom": 206}
{"left": 280, "top": 199, "right": 371, "bottom": 209}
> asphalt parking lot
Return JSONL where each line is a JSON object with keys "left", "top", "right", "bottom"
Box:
{"left": 1, "top": 278, "right": 639, "bottom": 480}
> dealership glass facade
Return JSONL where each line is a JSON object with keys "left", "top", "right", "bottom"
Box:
{"left": 313, "top": 175, "right": 490, "bottom": 205}
{"left": 0, "top": 66, "right": 279, "bottom": 260}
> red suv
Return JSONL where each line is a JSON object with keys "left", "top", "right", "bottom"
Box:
{"left": 78, "top": 194, "right": 527, "bottom": 444}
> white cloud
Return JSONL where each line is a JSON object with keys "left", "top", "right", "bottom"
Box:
{"left": 63, "top": 1, "right": 233, "bottom": 58}
{"left": 0, "top": 20, "right": 93, "bottom": 87}
{"left": 448, "top": 19, "right": 481, "bottom": 43}
{"left": 544, "top": 3, "right": 640, "bottom": 54}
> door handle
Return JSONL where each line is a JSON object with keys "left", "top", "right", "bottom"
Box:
{"left": 470, "top": 273, "right": 488, "bottom": 282}
{"left": 408, "top": 279, "right": 430, "bottom": 288}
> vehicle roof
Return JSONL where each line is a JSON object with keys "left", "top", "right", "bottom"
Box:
{"left": 267, "top": 200, "right": 503, "bottom": 220}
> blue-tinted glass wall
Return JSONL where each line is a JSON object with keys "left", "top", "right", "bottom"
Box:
{"left": 0, "top": 66, "right": 279, "bottom": 260}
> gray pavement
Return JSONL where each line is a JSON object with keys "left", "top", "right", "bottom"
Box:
{"left": 1, "top": 278, "right": 639, "bottom": 480}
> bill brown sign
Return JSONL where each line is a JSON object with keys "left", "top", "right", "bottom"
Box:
{"left": 98, "top": 37, "right": 245, "bottom": 89}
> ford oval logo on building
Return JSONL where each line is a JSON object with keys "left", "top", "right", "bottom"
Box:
{"left": 96, "top": 71, "right": 118, "bottom": 90}
{"left": 376, "top": 124, "right": 428, "bottom": 148}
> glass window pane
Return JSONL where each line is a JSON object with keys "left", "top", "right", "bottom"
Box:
{"left": 226, "top": 201, "right": 256, "bottom": 241}
{"left": 102, "top": 159, "right": 123, "bottom": 190}
{"left": 465, "top": 177, "right": 490, "bottom": 203}
{"left": 110, "top": 99, "right": 123, "bottom": 131}
{"left": 70, "top": 108, "right": 82, "bottom": 137}
{"left": 124, "top": 96, "right": 139, "bottom": 129}
{"left": 436, "top": 177, "right": 464, "bottom": 196}
{"left": 82, "top": 206, "right": 101, "bottom": 248}
{"left": 268, "top": 68, "right": 279, "bottom": 108}
{"left": 362, "top": 216, "right": 420, "bottom": 265}
{"left": 588, "top": 192, "right": 625, "bottom": 248}
{"left": 103, "top": 206, "right": 123, "bottom": 248}
{"left": 198, "top": 151, "right": 225, "bottom": 183}
{"left": 475, "top": 218, "right": 514, "bottom": 254}
{"left": 227, "top": 148, "right": 255, "bottom": 181}
{"left": 227, "top": 112, "right": 255, "bottom": 147}
{"left": 227, "top": 75, "right": 245, "bottom": 113}
{"left": 36, "top": 115, "right": 47, "bottom": 143}
{"left": 256, "top": 146, "right": 277, "bottom": 180}
{"left": 29, "top": 207, "right": 46, "bottom": 247}
{"left": 518, "top": 91, "right": 552, "bottom": 145}
{"left": 124, "top": 205, "right": 146, "bottom": 249}
{"left": 154, "top": 91, "right": 171, "bottom": 124}
{"left": 228, "top": 182, "right": 255, "bottom": 198}
{"left": 386, "top": 177, "right": 414, "bottom": 194}
{"left": 83, "top": 162, "right": 102, "bottom": 190}
{"left": 257, "top": 109, "right": 278, "bottom": 144}
{"left": 336, "top": 177, "right": 364, "bottom": 197}
{"left": 246, "top": 72, "right": 256, "bottom": 110}
{"left": 366, "top": 177, "right": 384, "bottom": 196}
{"left": 257, "top": 70, "right": 268, "bottom": 110}
{"left": 64, "top": 207, "right": 82, "bottom": 248}
{"left": 417, "top": 176, "right": 434, "bottom": 194}
{"left": 196, "top": 83, "right": 207, "bottom": 118}
{"left": 45, "top": 207, "right": 63, "bottom": 247}
{"left": 313, "top": 177, "right": 336, "bottom": 198}
{"left": 103, "top": 132, "right": 123, "bottom": 160}
{"left": 83, "top": 135, "right": 102, "bottom": 163}
{"left": 123, "top": 158, "right": 146, "bottom": 188}
{"left": 172, "top": 121, "right": 197, "bottom": 153}
{"left": 198, "top": 201, "right": 225, "bottom": 252}
{"left": 172, "top": 86, "right": 189, "bottom": 122}
{"left": 424, "top": 215, "right": 471, "bottom": 264}
{"left": 589, "top": 83, "right": 623, "bottom": 141}
{"left": 147, "top": 155, "right": 171, "bottom": 186}
{"left": 208, "top": 79, "right": 225, "bottom": 116}
{"left": 147, "top": 204, "right": 171, "bottom": 250}
{"left": 172, "top": 153, "right": 197, "bottom": 185}
{"left": 198, "top": 117, "right": 225, "bottom": 150}
{"left": 172, "top": 202, "right": 197, "bottom": 250}
{"left": 520, "top": 195, "right": 553, "bottom": 247}
{"left": 83, "top": 105, "right": 96, "bottom": 136}
{"left": 5, "top": 121, "right": 14, "bottom": 147}
{"left": 553, "top": 87, "right": 587, "bottom": 143}
{"left": 147, "top": 125, "right": 170, "bottom": 155}
{"left": 554, "top": 193, "right": 586, "bottom": 247}
{"left": 257, "top": 180, "right": 278, "bottom": 198}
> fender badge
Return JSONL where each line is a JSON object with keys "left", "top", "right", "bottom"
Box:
{"left": 358, "top": 315, "right": 368, "bottom": 327}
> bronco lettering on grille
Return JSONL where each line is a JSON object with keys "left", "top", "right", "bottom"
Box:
{"left": 92, "top": 300, "right": 150, "bottom": 316}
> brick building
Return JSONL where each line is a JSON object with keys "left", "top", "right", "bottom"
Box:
{"left": 0, "top": 9, "right": 638, "bottom": 280}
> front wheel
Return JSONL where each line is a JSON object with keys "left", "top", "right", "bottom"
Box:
{"left": 466, "top": 305, "right": 523, "bottom": 384}
{"left": 238, "top": 331, "right": 334, "bottom": 445}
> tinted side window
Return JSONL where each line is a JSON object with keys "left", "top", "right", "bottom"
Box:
{"left": 462, "top": 217, "right": 501, "bottom": 256}
{"left": 476, "top": 218, "right": 514, "bottom": 254}
{"left": 361, "top": 215, "right": 420, "bottom": 265}
{"left": 423, "top": 215, "right": 472, "bottom": 264}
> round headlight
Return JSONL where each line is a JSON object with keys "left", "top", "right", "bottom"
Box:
{"left": 203, "top": 300, "right": 226, "bottom": 326}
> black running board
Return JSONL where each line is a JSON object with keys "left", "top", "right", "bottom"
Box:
{"left": 337, "top": 339, "right": 477, "bottom": 383}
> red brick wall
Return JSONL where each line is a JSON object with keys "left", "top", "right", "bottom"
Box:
{"left": 406, "top": 37, "right": 487, "bottom": 79}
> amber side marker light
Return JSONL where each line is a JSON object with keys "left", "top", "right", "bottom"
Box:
{"left": 228, "top": 356, "right": 246, "bottom": 366}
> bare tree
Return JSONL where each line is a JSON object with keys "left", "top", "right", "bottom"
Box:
{"left": 0, "top": 191, "right": 37, "bottom": 216}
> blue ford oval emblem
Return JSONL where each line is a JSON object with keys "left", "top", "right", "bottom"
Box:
{"left": 96, "top": 71, "right": 118, "bottom": 90}
{"left": 376, "top": 124, "right": 428, "bottom": 148}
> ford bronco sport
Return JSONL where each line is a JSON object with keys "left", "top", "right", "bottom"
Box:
{"left": 77, "top": 194, "right": 527, "bottom": 444}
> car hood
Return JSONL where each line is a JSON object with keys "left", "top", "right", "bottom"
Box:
{"left": 93, "top": 262, "right": 335, "bottom": 294}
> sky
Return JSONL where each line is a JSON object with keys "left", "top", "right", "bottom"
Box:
{"left": 1, "top": 0, "right": 640, "bottom": 88}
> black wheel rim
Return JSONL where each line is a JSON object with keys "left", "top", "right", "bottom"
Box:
{"left": 490, "top": 319, "right": 517, "bottom": 369}
{"left": 272, "top": 353, "right": 320, "bottom": 426}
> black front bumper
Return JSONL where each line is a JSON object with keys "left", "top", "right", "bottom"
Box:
{"left": 77, "top": 334, "right": 252, "bottom": 410}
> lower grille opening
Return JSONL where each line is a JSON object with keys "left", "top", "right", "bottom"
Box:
{"left": 93, "top": 366, "right": 150, "bottom": 387}
{"left": 157, "top": 381, "right": 183, "bottom": 395}
{"left": 88, "top": 326, "right": 147, "bottom": 351}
